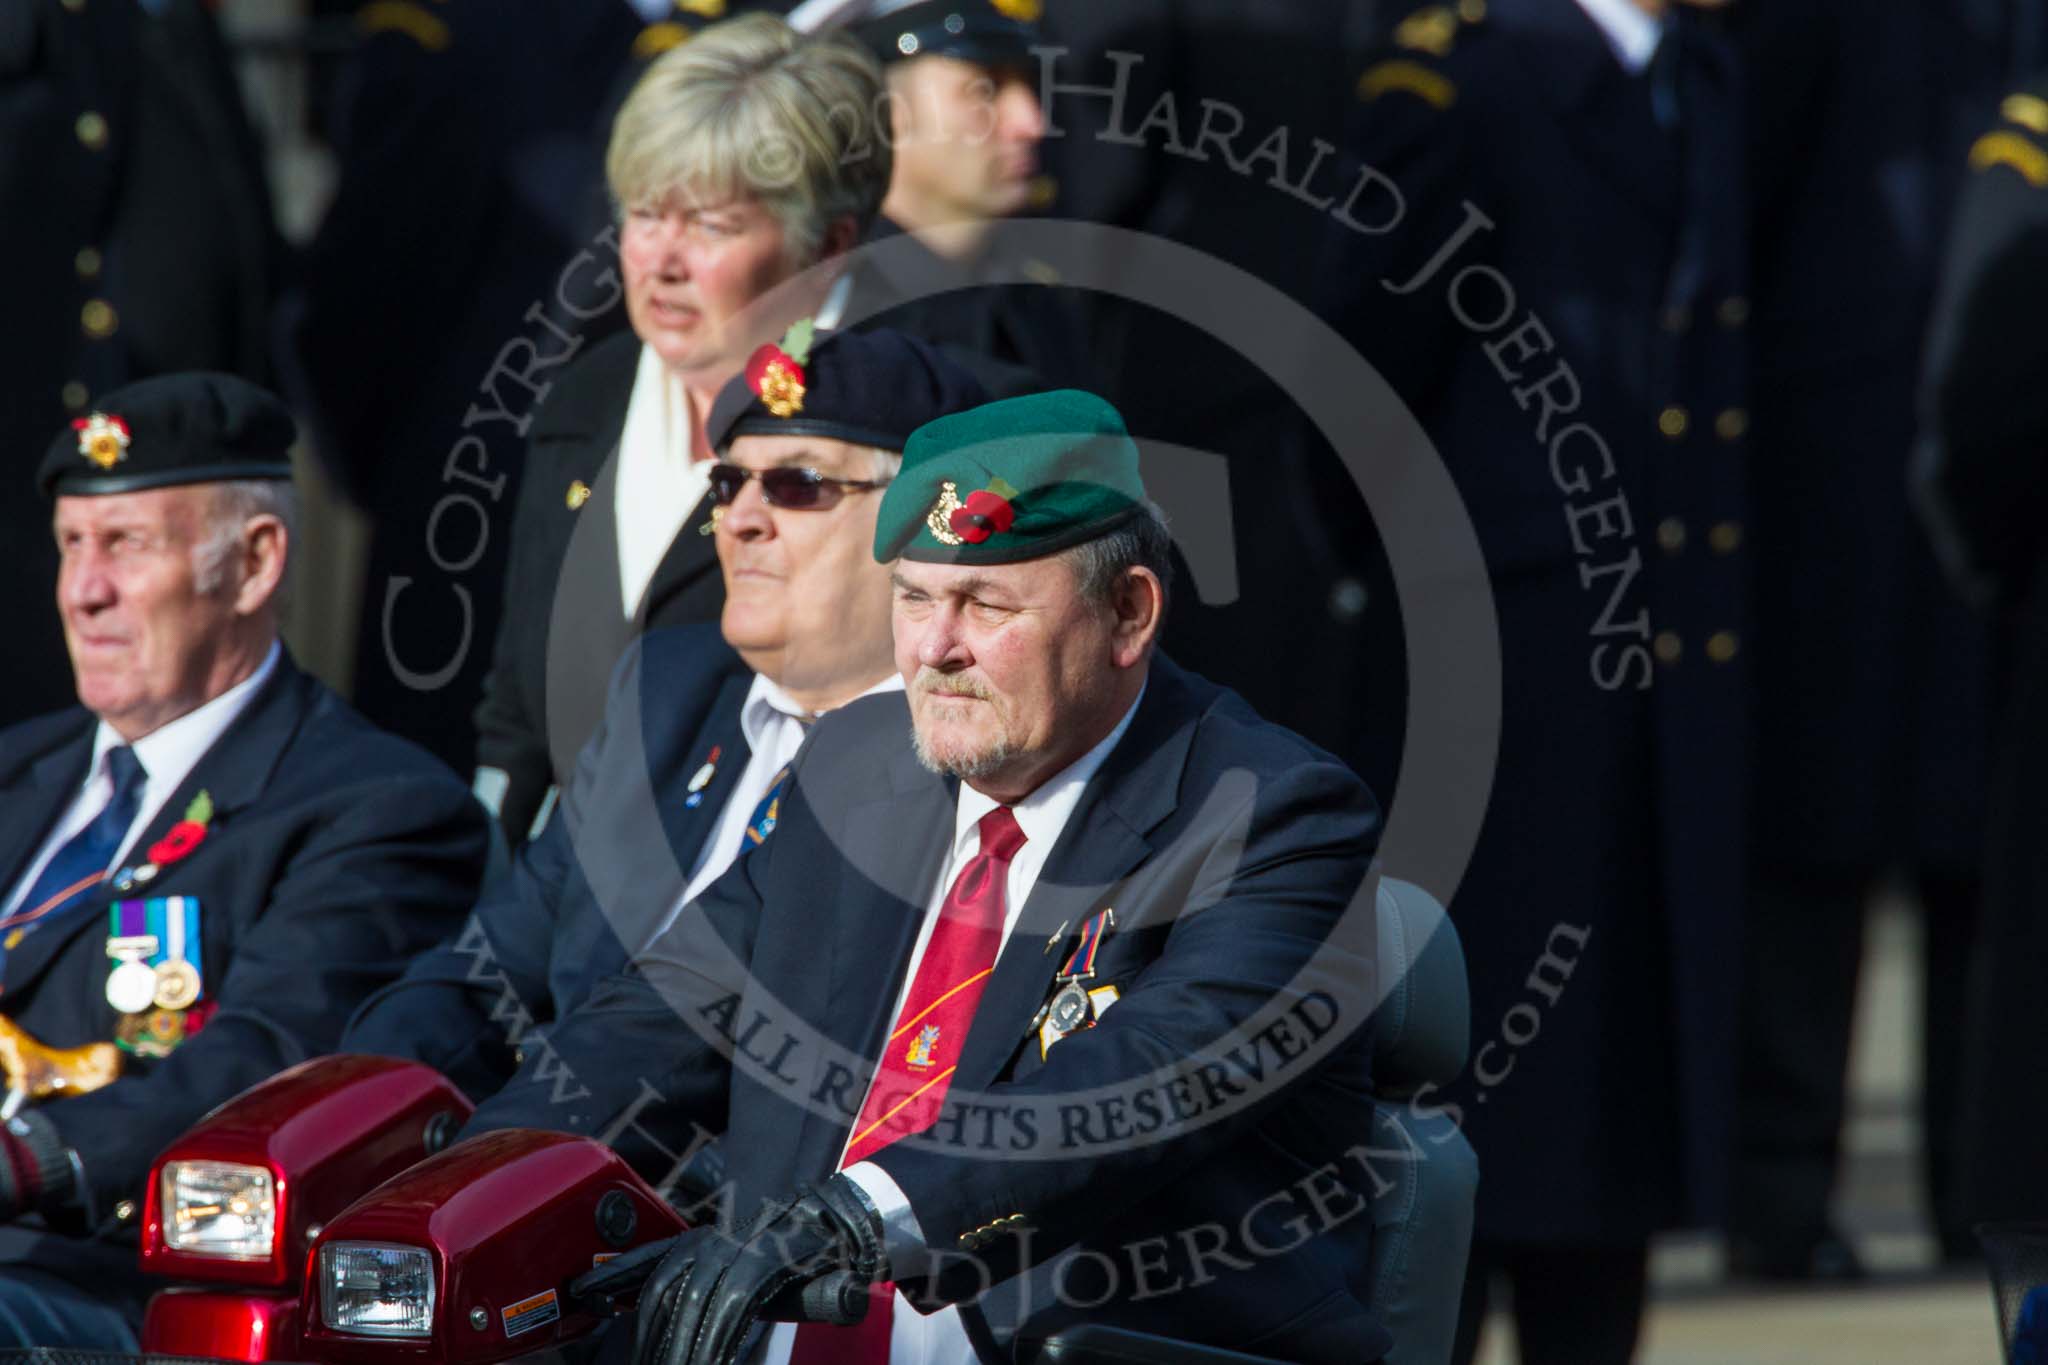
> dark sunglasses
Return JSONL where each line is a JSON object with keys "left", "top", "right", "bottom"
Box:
{"left": 707, "top": 463, "right": 889, "bottom": 511}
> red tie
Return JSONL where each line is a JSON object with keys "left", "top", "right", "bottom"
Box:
{"left": 790, "top": 806, "right": 1027, "bottom": 1365}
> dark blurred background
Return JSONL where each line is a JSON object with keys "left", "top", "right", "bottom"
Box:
{"left": 7, "top": 1, "right": 2047, "bottom": 1358}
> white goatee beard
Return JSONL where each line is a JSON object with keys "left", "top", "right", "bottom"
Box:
{"left": 909, "top": 718, "right": 1017, "bottom": 779}
{"left": 909, "top": 669, "right": 1017, "bottom": 777}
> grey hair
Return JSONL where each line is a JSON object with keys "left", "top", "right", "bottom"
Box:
{"left": 606, "top": 14, "right": 892, "bottom": 265}
{"left": 1064, "top": 500, "right": 1175, "bottom": 613}
{"left": 861, "top": 444, "right": 903, "bottom": 482}
{"left": 191, "top": 479, "right": 297, "bottom": 607}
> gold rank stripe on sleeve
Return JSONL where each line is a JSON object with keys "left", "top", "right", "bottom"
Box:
{"left": 356, "top": 0, "right": 451, "bottom": 52}
{"left": 1358, "top": 59, "right": 1458, "bottom": 110}
{"left": 2001, "top": 93, "right": 2048, "bottom": 136}
{"left": 1968, "top": 129, "right": 2048, "bottom": 187}
{"left": 1394, "top": 6, "right": 1460, "bottom": 57}
{"left": 634, "top": 22, "right": 691, "bottom": 61}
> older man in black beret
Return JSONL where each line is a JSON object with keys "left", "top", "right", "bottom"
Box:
{"left": 340, "top": 326, "right": 990, "bottom": 1107}
{"left": 0, "top": 373, "right": 489, "bottom": 1346}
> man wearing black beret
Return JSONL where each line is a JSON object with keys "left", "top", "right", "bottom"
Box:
{"left": 340, "top": 327, "right": 990, "bottom": 1107}
{"left": 0, "top": 373, "right": 489, "bottom": 1345}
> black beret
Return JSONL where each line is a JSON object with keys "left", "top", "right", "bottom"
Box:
{"left": 40, "top": 372, "right": 297, "bottom": 498}
{"left": 707, "top": 323, "right": 992, "bottom": 453}
{"left": 849, "top": 0, "right": 1039, "bottom": 68}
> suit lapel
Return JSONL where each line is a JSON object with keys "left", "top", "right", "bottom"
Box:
{"left": 1, "top": 659, "right": 310, "bottom": 1001}
{"left": 545, "top": 450, "right": 635, "bottom": 782}
{"left": 782, "top": 746, "right": 955, "bottom": 1177}
{"left": 0, "top": 727, "right": 98, "bottom": 998}
{"left": 955, "top": 671, "right": 1199, "bottom": 1092}
{"left": 636, "top": 488, "right": 719, "bottom": 628}
{"left": 0, "top": 725, "right": 95, "bottom": 905}
{"left": 779, "top": 666, "right": 1202, "bottom": 1168}
{"left": 655, "top": 672, "right": 753, "bottom": 875}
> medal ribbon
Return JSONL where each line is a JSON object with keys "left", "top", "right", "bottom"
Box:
{"left": 112, "top": 898, "right": 151, "bottom": 949}
{"left": 165, "top": 896, "right": 200, "bottom": 989}
{"left": 107, "top": 897, "right": 202, "bottom": 980}
{"left": 1057, "top": 908, "right": 1113, "bottom": 979}
{"left": 164, "top": 898, "right": 184, "bottom": 971}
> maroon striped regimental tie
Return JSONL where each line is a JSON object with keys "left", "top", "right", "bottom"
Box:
{"left": 790, "top": 806, "right": 1027, "bottom": 1365}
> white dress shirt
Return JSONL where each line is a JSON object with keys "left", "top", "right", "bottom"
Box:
{"left": 811, "top": 271, "right": 857, "bottom": 333}
{"left": 5, "top": 641, "right": 282, "bottom": 915}
{"left": 757, "top": 687, "right": 1146, "bottom": 1365}
{"left": 665, "top": 671, "right": 908, "bottom": 928}
{"left": 1571, "top": 0, "right": 1664, "bottom": 74}
{"left": 615, "top": 343, "right": 714, "bottom": 619}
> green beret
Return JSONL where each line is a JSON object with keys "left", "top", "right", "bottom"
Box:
{"left": 873, "top": 390, "right": 1147, "bottom": 565}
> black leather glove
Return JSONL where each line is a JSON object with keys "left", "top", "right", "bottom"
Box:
{"left": 632, "top": 1173, "right": 888, "bottom": 1365}
{"left": 0, "top": 1112, "right": 75, "bottom": 1223}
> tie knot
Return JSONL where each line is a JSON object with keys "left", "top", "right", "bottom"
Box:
{"left": 977, "top": 805, "right": 1026, "bottom": 862}
{"left": 104, "top": 745, "right": 145, "bottom": 795}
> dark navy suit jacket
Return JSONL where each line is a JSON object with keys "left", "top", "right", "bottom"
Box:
{"left": 0, "top": 651, "right": 487, "bottom": 1301}
{"left": 469, "top": 657, "right": 1390, "bottom": 1365}
{"left": 345, "top": 625, "right": 753, "bottom": 1100}
{"left": 1322, "top": 0, "right": 1748, "bottom": 1241}
{"left": 469, "top": 334, "right": 728, "bottom": 847}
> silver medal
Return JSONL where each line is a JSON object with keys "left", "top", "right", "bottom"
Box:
{"left": 105, "top": 959, "right": 159, "bottom": 1014}
{"left": 1048, "top": 980, "right": 1091, "bottom": 1034}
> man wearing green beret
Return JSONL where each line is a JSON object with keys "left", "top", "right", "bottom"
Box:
{"left": 473, "top": 389, "right": 1392, "bottom": 1364}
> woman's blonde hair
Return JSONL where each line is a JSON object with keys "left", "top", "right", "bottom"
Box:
{"left": 606, "top": 15, "right": 892, "bottom": 264}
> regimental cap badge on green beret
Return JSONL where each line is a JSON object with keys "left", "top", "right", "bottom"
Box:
{"left": 39, "top": 372, "right": 297, "bottom": 498}
{"left": 874, "top": 389, "right": 1148, "bottom": 565}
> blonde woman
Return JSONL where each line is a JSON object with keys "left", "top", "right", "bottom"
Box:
{"left": 476, "top": 15, "right": 892, "bottom": 843}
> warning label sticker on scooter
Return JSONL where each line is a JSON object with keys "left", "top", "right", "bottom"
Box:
{"left": 501, "top": 1288, "right": 560, "bottom": 1338}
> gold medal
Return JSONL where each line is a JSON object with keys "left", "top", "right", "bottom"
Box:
{"left": 153, "top": 960, "right": 201, "bottom": 1011}
{"left": 115, "top": 1009, "right": 186, "bottom": 1059}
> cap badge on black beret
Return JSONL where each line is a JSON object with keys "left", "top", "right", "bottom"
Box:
{"left": 990, "top": 0, "right": 1041, "bottom": 21}
{"left": 744, "top": 318, "right": 816, "bottom": 419}
{"left": 72, "top": 413, "right": 132, "bottom": 471}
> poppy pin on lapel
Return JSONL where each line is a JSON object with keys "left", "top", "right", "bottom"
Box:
{"left": 684, "top": 745, "right": 721, "bottom": 808}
